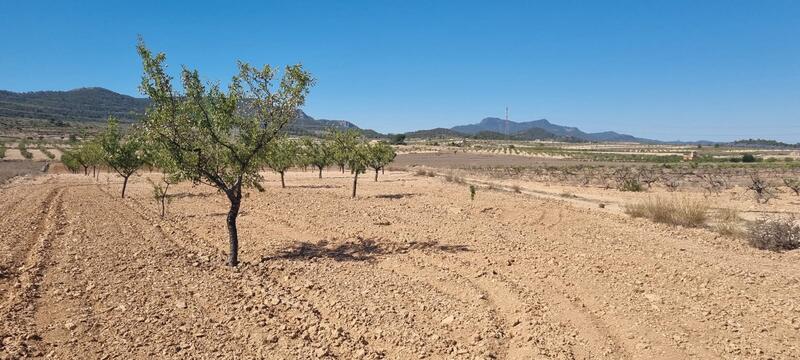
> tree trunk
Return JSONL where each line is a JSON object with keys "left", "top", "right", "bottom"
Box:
{"left": 375, "top": 168, "right": 379, "bottom": 182}
{"left": 352, "top": 172, "right": 359, "bottom": 198}
{"left": 121, "top": 175, "right": 129, "bottom": 198}
{"left": 318, "top": 166, "right": 323, "bottom": 178}
{"left": 83, "top": 166, "right": 88, "bottom": 176}
{"left": 280, "top": 171, "right": 285, "bottom": 188}
{"left": 92, "top": 166, "right": 96, "bottom": 178}
{"left": 160, "top": 195, "right": 166, "bottom": 217}
{"left": 226, "top": 191, "right": 242, "bottom": 267}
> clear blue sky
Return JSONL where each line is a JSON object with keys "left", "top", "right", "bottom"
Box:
{"left": 1, "top": 1, "right": 798, "bottom": 142}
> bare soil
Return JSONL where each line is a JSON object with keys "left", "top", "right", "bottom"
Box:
{"left": 1, "top": 170, "right": 799, "bottom": 359}
{"left": 393, "top": 152, "right": 626, "bottom": 169}
{"left": 0, "top": 161, "right": 45, "bottom": 184}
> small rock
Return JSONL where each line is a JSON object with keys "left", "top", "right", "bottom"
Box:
{"left": 441, "top": 315, "right": 455, "bottom": 325}
{"left": 64, "top": 322, "right": 77, "bottom": 331}
{"left": 175, "top": 301, "right": 187, "bottom": 309}
{"left": 314, "top": 348, "right": 327, "bottom": 357}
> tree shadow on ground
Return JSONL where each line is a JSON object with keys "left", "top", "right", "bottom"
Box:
{"left": 288, "top": 184, "right": 343, "bottom": 189}
{"left": 372, "top": 193, "right": 419, "bottom": 199}
{"left": 264, "top": 237, "right": 470, "bottom": 262}
{"left": 172, "top": 192, "right": 217, "bottom": 199}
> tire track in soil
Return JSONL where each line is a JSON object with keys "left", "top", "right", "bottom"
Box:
{"left": 377, "top": 255, "right": 510, "bottom": 358}
{"left": 87, "top": 184, "right": 373, "bottom": 358}
{"left": 0, "top": 185, "right": 66, "bottom": 359}
{"left": 244, "top": 213, "right": 514, "bottom": 358}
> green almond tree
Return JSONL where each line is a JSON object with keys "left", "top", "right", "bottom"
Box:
{"left": 366, "top": 142, "right": 396, "bottom": 181}
{"left": 60, "top": 151, "right": 81, "bottom": 173}
{"left": 137, "top": 38, "right": 313, "bottom": 267}
{"left": 328, "top": 129, "right": 360, "bottom": 173}
{"left": 264, "top": 137, "right": 299, "bottom": 188}
{"left": 80, "top": 140, "right": 104, "bottom": 178}
{"left": 347, "top": 142, "right": 370, "bottom": 198}
{"left": 302, "top": 138, "right": 332, "bottom": 178}
{"left": 100, "top": 118, "right": 146, "bottom": 198}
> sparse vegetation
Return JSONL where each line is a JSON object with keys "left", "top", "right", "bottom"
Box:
{"left": 713, "top": 208, "right": 744, "bottom": 237}
{"left": 18, "top": 142, "right": 33, "bottom": 159}
{"left": 0, "top": 142, "right": 5, "bottom": 159}
{"left": 469, "top": 185, "right": 476, "bottom": 200}
{"left": 37, "top": 143, "right": 55, "bottom": 159}
{"left": 747, "top": 216, "right": 800, "bottom": 251}
{"left": 625, "top": 196, "right": 708, "bottom": 227}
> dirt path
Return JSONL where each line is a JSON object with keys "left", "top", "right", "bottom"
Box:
{"left": 2, "top": 172, "right": 800, "bottom": 359}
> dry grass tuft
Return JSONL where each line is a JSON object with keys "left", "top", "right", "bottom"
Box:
{"left": 625, "top": 196, "right": 708, "bottom": 227}
{"left": 712, "top": 208, "right": 745, "bottom": 237}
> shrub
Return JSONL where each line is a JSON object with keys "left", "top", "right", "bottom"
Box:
{"left": 784, "top": 178, "right": 800, "bottom": 196}
{"left": 741, "top": 153, "right": 756, "bottom": 163}
{"left": 414, "top": 169, "right": 436, "bottom": 177}
{"left": 625, "top": 197, "right": 708, "bottom": 227}
{"left": 746, "top": 173, "right": 775, "bottom": 204}
{"left": 512, "top": 184, "right": 521, "bottom": 193}
{"left": 613, "top": 167, "right": 643, "bottom": 192}
{"left": 747, "top": 217, "right": 800, "bottom": 251}
{"left": 618, "top": 178, "right": 643, "bottom": 192}
{"left": 18, "top": 142, "right": 33, "bottom": 159}
{"left": 0, "top": 142, "right": 5, "bottom": 159}
{"left": 469, "top": 185, "right": 476, "bottom": 200}
{"left": 37, "top": 143, "right": 55, "bottom": 159}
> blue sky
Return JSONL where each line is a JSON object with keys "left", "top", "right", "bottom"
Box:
{"left": 1, "top": 1, "right": 798, "bottom": 142}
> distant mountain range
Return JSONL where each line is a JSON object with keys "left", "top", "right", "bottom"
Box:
{"left": 0, "top": 87, "right": 382, "bottom": 137}
{"left": 1, "top": 87, "right": 796, "bottom": 146}
{"left": 447, "top": 117, "right": 652, "bottom": 142}
{"left": 0, "top": 87, "right": 148, "bottom": 124}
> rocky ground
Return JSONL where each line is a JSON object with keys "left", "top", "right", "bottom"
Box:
{"left": 1, "top": 170, "right": 799, "bottom": 359}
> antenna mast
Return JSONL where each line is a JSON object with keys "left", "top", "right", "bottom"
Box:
{"left": 505, "top": 106, "right": 509, "bottom": 140}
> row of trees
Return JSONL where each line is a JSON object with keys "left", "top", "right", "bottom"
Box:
{"left": 64, "top": 39, "right": 395, "bottom": 267}
{"left": 264, "top": 134, "right": 396, "bottom": 189}
{"left": 61, "top": 38, "right": 394, "bottom": 267}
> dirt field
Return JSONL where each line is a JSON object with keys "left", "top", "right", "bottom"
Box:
{"left": 2, "top": 170, "right": 800, "bottom": 359}
{"left": 0, "top": 161, "right": 45, "bottom": 184}
{"left": 393, "top": 152, "right": 622, "bottom": 168}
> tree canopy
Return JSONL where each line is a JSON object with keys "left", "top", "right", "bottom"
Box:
{"left": 136, "top": 38, "right": 313, "bottom": 266}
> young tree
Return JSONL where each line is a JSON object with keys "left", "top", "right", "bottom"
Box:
{"left": 347, "top": 142, "right": 370, "bottom": 198}
{"left": 144, "top": 145, "right": 184, "bottom": 217}
{"left": 80, "top": 140, "right": 104, "bottom": 179}
{"left": 100, "top": 118, "right": 146, "bottom": 198}
{"left": 328, "top": 129, "right": 359, "bottom": 173}
{"left": 366, "top": 142, "right": 396, "bottom": 181}
{"left": 302, "top": 138, "right": 332, "bottom": 178}
{"left": 60, "top": 151, "right": 82, "bottom": 173}
{"left": 137, "top": 39, "right": 313, "bottom": 266}
{"left": 264, "top": 138, "right": 298, "bottom": 188}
